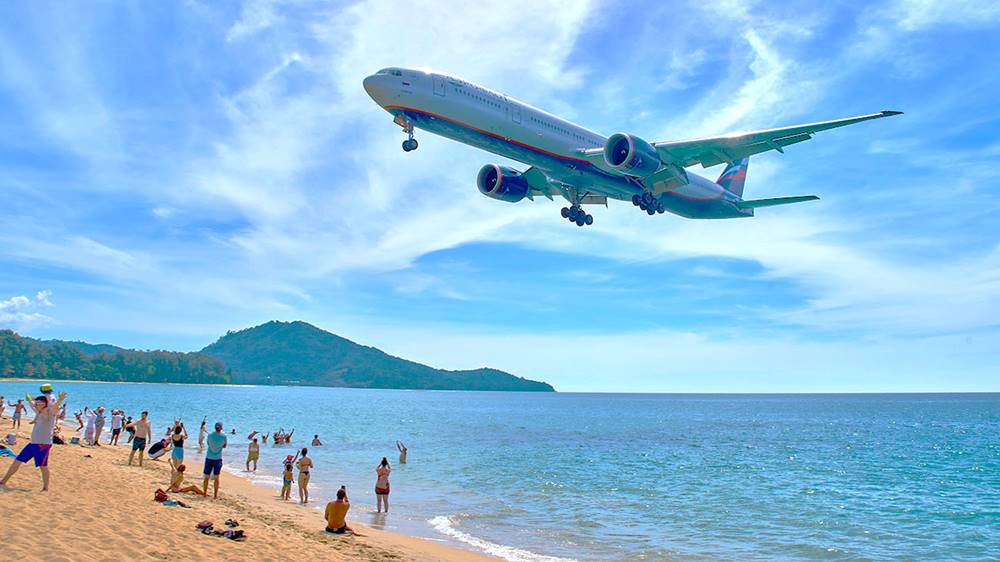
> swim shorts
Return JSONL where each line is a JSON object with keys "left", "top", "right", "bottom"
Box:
{"left": 247, "top": 451, "right": 259, "bottom": 461}
{"left": 132, "top": 437, "right": 147, "bottom": 452}
{"left": 16, "top": 443, "right": 51, "bottom": 467}
{"left": 375, "top": 486, "right": 390, "bottom": 495}
{"left": 203, "top": 458, "right": 223, "bottom": 476}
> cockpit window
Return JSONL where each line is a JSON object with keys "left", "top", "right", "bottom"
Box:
{"left": 377, "top": 68, "right": 404, "bottom": 76}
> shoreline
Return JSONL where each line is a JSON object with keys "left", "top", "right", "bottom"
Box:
{"left": 0, "top": 414, "right": 496, "bottom": 561}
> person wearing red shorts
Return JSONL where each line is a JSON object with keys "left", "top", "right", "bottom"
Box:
{"left": 0, "top": 391, "right": 67, "bottom": 492}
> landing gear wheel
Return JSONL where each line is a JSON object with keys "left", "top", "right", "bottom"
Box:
{"left": 576, "top": 216, "right": 586, "bottom": 226}
{"left": 639, "top": 202, "right": 647, "bottom": 211}
{"left": 402, "top": 140, "right": 411, "bottom": 152}
{"left": 585, "top": 214, "right": 594, "bottom": 226}
{"left": 561, "top": 207, "right": 570, "bottom": 218}
{"left": 631, "top": 194, "right": 641, "bottom": 206}
{"left": 647, "top": 207, "right": 656, "bottom": 216}
{"left": 656, "top": 205, "right": 665, "bottom": 214}
{"left": 641, "top": 192, "right": 653, "bottom": 205}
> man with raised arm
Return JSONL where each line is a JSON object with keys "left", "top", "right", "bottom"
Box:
{"left": 0, "top": 391, "right": 67, "bottom": 491}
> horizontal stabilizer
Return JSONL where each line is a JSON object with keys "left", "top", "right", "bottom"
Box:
{"left": 737, "top": 195, "right": 819, "bottom": 209}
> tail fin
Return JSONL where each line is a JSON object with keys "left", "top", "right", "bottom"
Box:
{"left": 716, "top": 157, "right": 749, "bottom": 197}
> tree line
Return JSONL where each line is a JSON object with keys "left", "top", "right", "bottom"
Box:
{"left": 0, "top": 330, "right": 231, "bottom": 384}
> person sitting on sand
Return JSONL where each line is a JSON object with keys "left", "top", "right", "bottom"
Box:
{"left": 168, "top": 464, "right": 206, "bottom": 496}
{"left": 246, "top": 437, "right": 260, "bottom": 472}
{"left": 51, "top": 426, "right": 66, "bottom": 445}
{"left": 127, "top": 411, "right": 152, "bottom": 467}
{"left": 280, "top": 455, "right": 295, "bottom": 500}
{"left": 311, "top": 434, "right": 322, "bottom": 446}
{"left": 169, "top": 421, "right": 187, "bottom": 471}
{"left": 396, "top": 440, "right": 407, "bottom": 464}
{"left": 202, "top": 421, "right": 228, "bottom": 499}
{"left": 325, "top": 487, "right": 358, "bottom": 535}
{"left": 296, "top": 447, "right": 313, "bottom": 504}
{"left": 375, "top": 457, "right": 391, "bottom": 513}
{"left": 0, "top": 391, "right": 67, "bottom": 492}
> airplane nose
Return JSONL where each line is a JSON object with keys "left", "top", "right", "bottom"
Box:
{"left": 363, "top": 75, "right": 383, "bottom": 103}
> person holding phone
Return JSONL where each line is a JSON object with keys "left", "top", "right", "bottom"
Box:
{"left": 325, "top": 486, "right": 358, "bottom": 535}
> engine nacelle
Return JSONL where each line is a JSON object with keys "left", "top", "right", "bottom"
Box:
{"left": 603, "top": 133, "right": 661, "bottom": 177}
{"left": 477, "top": 164, "right": 531, "bottom": 203}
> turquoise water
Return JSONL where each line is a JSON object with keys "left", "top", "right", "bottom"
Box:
{"left": 2, "top": 382, "right": 997, "bottom": 561}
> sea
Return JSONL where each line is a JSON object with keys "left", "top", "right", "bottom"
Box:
{"left": 1, "top": 382, "right": 996, "bottom": 561}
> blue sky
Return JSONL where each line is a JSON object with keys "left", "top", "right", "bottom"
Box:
{"left": 1, "top": 0, "right": 998, "bottom": 392}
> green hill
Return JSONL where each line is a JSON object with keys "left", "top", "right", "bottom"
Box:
{"left": 201, "top": 321, "right": 554, "bottom": 391}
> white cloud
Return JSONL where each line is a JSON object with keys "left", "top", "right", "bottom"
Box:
{"left": 0, "top": 291, "right": 55, "bottom": 331}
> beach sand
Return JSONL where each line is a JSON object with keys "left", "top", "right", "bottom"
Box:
{"left": 0, "top": 416, "right": 493, "bottom": 561}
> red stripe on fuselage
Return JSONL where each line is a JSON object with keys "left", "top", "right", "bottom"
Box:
{"left": 383, "top": 105, "right": 592, "bottom": 165}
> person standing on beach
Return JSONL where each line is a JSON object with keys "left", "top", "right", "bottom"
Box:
{"left": 127, "top": 411, "right": 152, "bottom": 467}
{"left": 202, "top": 421, "right": 227, "bottom": 499}
{"left": 0, "top": 391, "right": 67, "bottom": 491}
{"left": 124, "top": 416, "right": 135, "bottom": 443}
{"left": 246, "top": 437, "right": 260, "bottom": 472}
{"left": 110, "top": 410, "right": 123, "bottom": 445}
{"left": 93, "top": 407, "right": 106, "bottom": 446}
{"left": 169, "top": 421, "right": 187, "bottom": 472}
{"left": 396, "top": 440, "right": 407, "bottom": 464}
{"left": 83, "top": 407, "right": 96, "bottom": 444}
{"left": 0, "top": 396, "right": 5, "bottom": 418}
{"left": 296, "top": 447, "right": 313, "bottom": 504}
{"left": 9, "top": 399, "right": 26, "bottom": 429}
{"left": 197, "top": 417, "right": 207, "bottom": 451}
{"left": 280, "top": 455, "right": 295, "bottom": 500}
{"left": 375, "top": 457, "right": 391, "bottom": 513}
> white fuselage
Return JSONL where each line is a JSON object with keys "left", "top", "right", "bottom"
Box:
{"left": 363, "top": 68, "right": 746, "bottom": 219}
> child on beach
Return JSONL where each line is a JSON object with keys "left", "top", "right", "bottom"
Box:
{"left": 280, "top": 455, "right": 296, "bottom": 500}
{"left": 0, "top": 391, "right": 67, "bottom": 491}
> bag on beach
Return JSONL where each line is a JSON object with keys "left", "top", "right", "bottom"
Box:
{"left": 154, "top": 488, "right": 168, "bottom": 503}
{"left": 4, "top": 434, "right": 15, "bottom": 446}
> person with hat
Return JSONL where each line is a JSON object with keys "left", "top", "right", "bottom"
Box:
{"left": 0, "top": 391, "right": 67, "bottom": 491}
{"left": 202, "top": 421, "right": 228, "bottom": 499}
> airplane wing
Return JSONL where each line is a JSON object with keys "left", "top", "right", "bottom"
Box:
{"left": 652, "top": 110, "right": 902, "bottom": 169}
{"left": 522, "top": 166, "right": 608, "bottom": 205}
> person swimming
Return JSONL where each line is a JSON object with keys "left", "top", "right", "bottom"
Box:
{"left": 396, "top": 440, "right": 407, "bottom": 464}
{"left": 311, "top": 434, "right": 322, "bottom": 446}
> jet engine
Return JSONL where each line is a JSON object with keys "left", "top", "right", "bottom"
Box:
{"left": 603, "top": 133, "right": 661, "bottom": 177}
{"left": 477, "top": 164, "right": 531, "bottom": 203}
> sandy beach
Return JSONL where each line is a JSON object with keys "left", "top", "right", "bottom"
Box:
{"left": 0, "top": 415, "right": 493, "bottom": 562}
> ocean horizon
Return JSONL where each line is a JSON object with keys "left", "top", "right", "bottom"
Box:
{"left": 2, "top": 381, "right": 996, "bottom": 561}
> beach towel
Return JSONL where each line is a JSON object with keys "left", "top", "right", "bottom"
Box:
{"left": 0, "top": 448, "right": 14, "bottom": 458}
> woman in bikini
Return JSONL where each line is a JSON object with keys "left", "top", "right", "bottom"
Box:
{"left": 375, "top": 457, "right": 391, "bottom": 513}
{"left": 296, "top": 448, "right": 313, "bottom": 504}
{"left": 169, "top": 422, "right": 188, "bottom": 472}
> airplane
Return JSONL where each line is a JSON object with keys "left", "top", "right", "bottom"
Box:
{"left": 363, "top": 67, "right": 901, "bottom": 227}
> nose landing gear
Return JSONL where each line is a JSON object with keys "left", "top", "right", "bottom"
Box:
{"left": 561, "top": 205, "right": 594, "bottom": 227}
{"left": 400, "top": 120, "right": 418, "bottom": 152}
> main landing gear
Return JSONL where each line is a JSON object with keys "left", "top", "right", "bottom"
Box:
{"left": 631, "top": 191, "right": 665, "bottom": 215}
{"left": 401, "top": 120, "right": 419, "bottom": 152}
{"left": 561, "top": 205, "right": 594, "bottom": 227}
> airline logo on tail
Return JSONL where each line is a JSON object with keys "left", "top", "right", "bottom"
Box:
{"left": 716, "top": 157, "right": 749, "bottom": 197}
